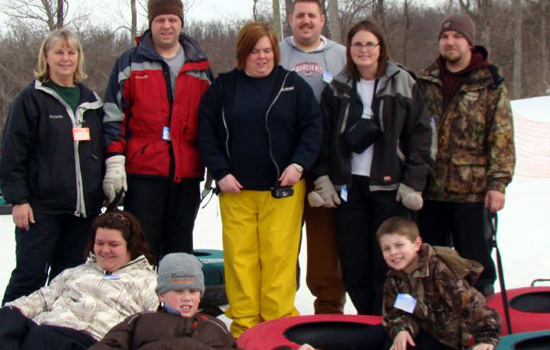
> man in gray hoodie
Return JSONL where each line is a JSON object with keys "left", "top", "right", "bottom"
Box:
{"left": 280, "top": 0, "right": 347, "bottom": 314}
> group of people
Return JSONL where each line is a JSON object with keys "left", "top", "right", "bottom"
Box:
{"left": 0, "top": 0, "right": 515, "bottom": 349}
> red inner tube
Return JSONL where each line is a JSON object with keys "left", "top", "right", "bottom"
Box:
{"left": 237, "top": 314, "right": 382, "bottom": 350}
{"left": 486, "top": 287, "right": 550, "bottom": 335}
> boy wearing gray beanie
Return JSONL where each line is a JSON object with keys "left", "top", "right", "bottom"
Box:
{"left": 156, "top": 252, "right": 205, "bottom": 296}
{"left": 90, "top": 253, "right": 239, "bottom": 350}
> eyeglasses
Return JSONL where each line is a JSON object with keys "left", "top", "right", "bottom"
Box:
{"left": 350, "top": 42, "right": 380, "bottom": 51}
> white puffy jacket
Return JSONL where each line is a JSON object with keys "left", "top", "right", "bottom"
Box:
{"left": 7, "top": 255, "right": 158, "bottom": 340}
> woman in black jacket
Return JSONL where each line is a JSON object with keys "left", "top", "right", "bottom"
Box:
{"left": 310, "top": 19, "right": 435, "bottom": 316}
{"left": 198, "top": 22, "right": 322, "bottom": 337}
{"left": 0, "top": 28, "right": 104, "bottom": 304}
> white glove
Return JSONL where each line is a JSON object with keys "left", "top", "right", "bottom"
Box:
{"left": 307, "top": 190, "right": 326, "bottom": 207}
{"left": 313, "top": 175, "right": 341, "bottom": 208}
{"left": 103, "top": 155, "right": 127, "bottom": 203}
{"left": 396, "top": 183, "right": 423, "bottom": 211}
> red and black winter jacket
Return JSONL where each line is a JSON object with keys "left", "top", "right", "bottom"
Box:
{"left": 103, "top": 30, "right": 212, "bottom": 182}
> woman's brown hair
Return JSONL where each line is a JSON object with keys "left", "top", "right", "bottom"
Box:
{"left": 236, "top": 21, "right": 280, "bottom": 71}
{"left": 345, "top": 19, "right": 390, "bottom": 80}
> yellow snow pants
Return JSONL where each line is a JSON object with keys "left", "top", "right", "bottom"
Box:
{"left": 220, "top": 179, "right": 305, "bottom": 337}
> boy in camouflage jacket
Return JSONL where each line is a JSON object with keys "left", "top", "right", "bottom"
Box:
{"left": 374, "top": 217, "right": 501, "bottom": 350}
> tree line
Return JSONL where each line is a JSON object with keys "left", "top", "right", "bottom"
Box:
{"left": 0, "top": 0, "right": 548, "bottom": 135}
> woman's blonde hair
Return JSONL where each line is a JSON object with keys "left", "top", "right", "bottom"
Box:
{"left": 35, "top": 28, "right": 87, "bottom": 83}
{"left": 235, "top": 21, "right": 280, "bottom": 71}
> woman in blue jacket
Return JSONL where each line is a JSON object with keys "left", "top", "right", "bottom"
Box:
{"left": 198, "top": 22, "right": 322, "bottom": 337}
{"left": 0, "top": 28, "right": 104, "bottom": 304}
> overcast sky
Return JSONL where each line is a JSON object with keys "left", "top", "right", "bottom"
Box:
{"left": 0, "top": 0, "right": 256, "bottom": 33}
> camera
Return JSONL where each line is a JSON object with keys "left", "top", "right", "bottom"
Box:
{"left": 271, "top": 185, "right": 294, "bottom": 199}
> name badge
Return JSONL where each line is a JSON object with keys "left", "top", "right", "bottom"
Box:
{"left": 340, "top": 184, "right": 348, "bottom": 202}
{"left": 102, "top": 274, "right": 121, "bottom": 280}
{"left": 73, "top": 128, "right": 90, "bottom": 141}
{"left": 162, "top": 126, "right": 171, "bottom": 141}
{"left": 322, "top": 71, "right": 334, "bottom": 84}
{"left": 394, "top": 293, "right": 417, "bottom": 313}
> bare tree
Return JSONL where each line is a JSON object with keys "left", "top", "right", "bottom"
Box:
{"left": 512, "top": 0, "right": 522, "bottom": 98}
{"left": 253, "top": 0, "right": 259, "bottom": 21}
{"left": 402, "top": 0, "right": 410, "bottom": 66}
{"left": 0, "top": 0, "right": 68, "bottom": 31}
{"left": 273, "top": 0, "right": 282, "bottom": 40}
{"left": 375, "top": 0, "right": 387, "bottom": 33}
{"left": 458, "top": 0, "right": 492, "bottom": 50}
{"left": 283, "top": 0, "right": 293, "bottom": 37}
{"left": 130, "top": 0, "right": 137, "bottom": 40}
{"left": 56, "top": 0, "right": 63, "bottom": 28}
{"left": 541, "top": 0, "right": 549, "bottom": 94}
{"left": 327, "top": 0, "right": 342, "bottom": 42}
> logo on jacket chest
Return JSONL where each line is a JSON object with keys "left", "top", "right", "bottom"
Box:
{"left": 293, "top": 62, "right": 325, "bottom": 77}
{"left": 49, "top": 114, "right": 64, "bottom": 120}
{"left": 464, "top": 91, "right": 479, "bottom": 102}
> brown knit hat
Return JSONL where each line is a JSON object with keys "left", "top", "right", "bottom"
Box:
{"left": 439, "top": 13, "right": 476, "bottom": 46}
{"left": 148, "top": 0, "right": 184, "bottom": 27}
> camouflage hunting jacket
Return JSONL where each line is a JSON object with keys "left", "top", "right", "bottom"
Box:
{"left": 418, "top": 50, "right": 515, "bottom": 202}
{"left": 382, "top": 244, "right": 501, "bottom": 349}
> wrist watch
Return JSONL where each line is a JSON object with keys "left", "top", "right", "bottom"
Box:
{"left": 292, "top": 163, "right": 304, "bottom": 172}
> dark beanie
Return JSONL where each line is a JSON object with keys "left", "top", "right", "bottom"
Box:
{"left": 439, "top": 13, "right": 476, "bottom": 46}
{"left": 148, "top": 0, "right": 184, "bottom": 27}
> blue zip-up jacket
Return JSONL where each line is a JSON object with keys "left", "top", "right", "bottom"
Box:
{"left": 197, "top": 66, "right": 322, "bottom": 191}
{"left": 0, "top": 80, "right": 104, "bottom": 217}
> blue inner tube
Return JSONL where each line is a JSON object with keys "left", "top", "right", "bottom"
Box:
{"left": 193, "top": 249, "right": 227, "bottom": 306}
{"left": 495, "top": 331, "right": 550, "bottom": 350}
{"left": 514, "top": 335, "right": 550, "bottom": 350}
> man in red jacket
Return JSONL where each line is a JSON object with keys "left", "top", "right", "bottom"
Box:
{"left": 102, "top": 0, "right": 212, "bottom": 261}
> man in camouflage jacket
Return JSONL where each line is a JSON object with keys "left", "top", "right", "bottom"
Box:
{"left": 417, "top": 13, "right": 515, "bottom": 295}
{"left": 383, "top": 244, "right": 501, "bottom": 350}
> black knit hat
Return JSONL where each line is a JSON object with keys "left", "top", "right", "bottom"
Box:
{"left": 439, "top": 13, "right": 476, "bottom": 46}
{"left": 148, "top": 0, "right": 184, "bottom": 27}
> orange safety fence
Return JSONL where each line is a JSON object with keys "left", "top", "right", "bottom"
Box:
{"left": 513, "top": 113, "right": 550, "bottom": 178}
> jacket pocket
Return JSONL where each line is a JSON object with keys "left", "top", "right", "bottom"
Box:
{"left": 447, "top": 153, "right": 487, "bottom": 194}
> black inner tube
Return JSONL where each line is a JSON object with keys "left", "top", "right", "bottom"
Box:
{"left": 510, "top": 292, "right": 550, "bottom": 313}
{"left": 514, "top": 335, "right": 550, "bottom": 350}
{"left": 284, "top": 321, "right": 372, "bottom": 350}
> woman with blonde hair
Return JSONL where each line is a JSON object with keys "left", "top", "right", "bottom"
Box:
{"left": 0, "top": 28, "right": 104, "bottom": 304}
{"left": 198, "top": 22, "right": 322, "bottom": 337}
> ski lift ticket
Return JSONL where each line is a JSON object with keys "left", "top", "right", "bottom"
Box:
{"left": 394, "top": 293, "right": 417, "bottom": 313}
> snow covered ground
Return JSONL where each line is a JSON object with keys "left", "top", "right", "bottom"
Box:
{"left": 1, "top": 97, "right": 549, "bottom": 318}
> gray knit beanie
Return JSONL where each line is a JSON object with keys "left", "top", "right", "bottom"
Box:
{"left": 439, "top": 13, "right": 476, "bottom": 46}
{"left": 148, "top": 0, "right": 184, "bottom": 27}
{"left": 156, "top": 253, "right": 205, "bottom": 296}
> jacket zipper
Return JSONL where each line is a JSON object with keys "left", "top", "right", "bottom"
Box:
{"left": 265, "top": 72, "right": 290, "bottom": 185}
{"left": 36, "top": 82, "right": 87, "bottom": 218}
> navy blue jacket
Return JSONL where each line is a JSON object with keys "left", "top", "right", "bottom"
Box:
{"left": 0, "top": 80, "right": 104, "bottom": 217}
{"left": 198, "top": 66, "right": 322, "bottom": 191}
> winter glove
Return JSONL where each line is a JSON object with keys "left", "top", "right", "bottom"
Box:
{"left": 307, "top": 190, "right": 326, "bottom": 207}
{"left": 103, "top": 155, "right": 127, "bottom": 203}
{"left": 396, "top": 183, "right": 423, "bottom": 211}
{"left": 312, "top": 175, "right": 341, "bottom": 208}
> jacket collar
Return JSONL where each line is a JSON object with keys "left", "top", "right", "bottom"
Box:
{"left": 137, "top": 30, "right": 209, "bottom": 64}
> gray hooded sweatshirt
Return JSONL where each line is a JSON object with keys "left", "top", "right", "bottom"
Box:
{"left": 280, "top": 36, "right": 346, "bottom": 102}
